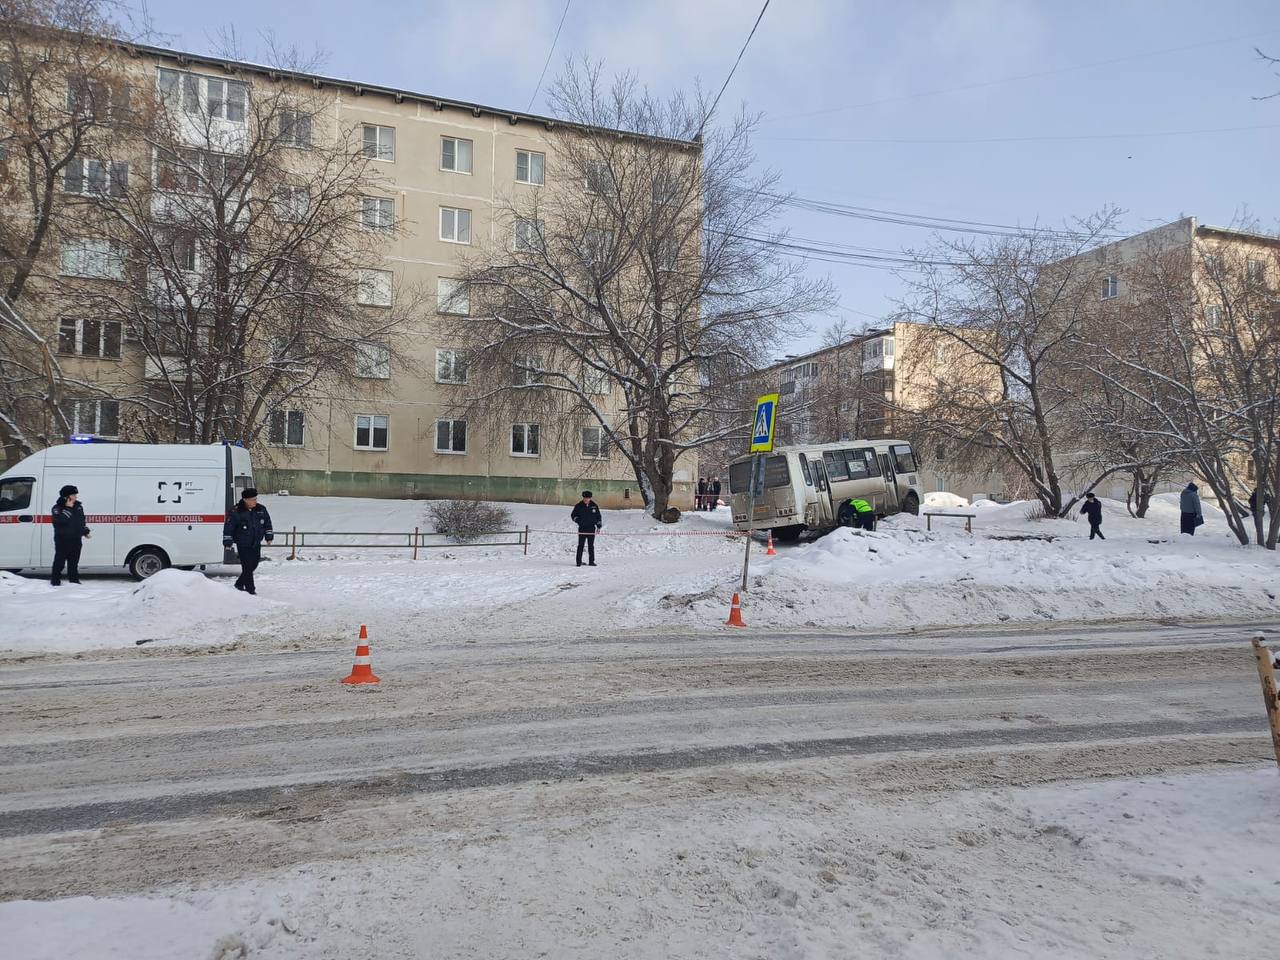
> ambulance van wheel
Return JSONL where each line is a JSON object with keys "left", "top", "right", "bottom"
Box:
{"left": 128, "top": 547, "right": 170, "bottom": 581}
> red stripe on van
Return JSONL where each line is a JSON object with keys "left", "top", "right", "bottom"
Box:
{"left": 0, "top": 514, "right": 226, "bottom": 524}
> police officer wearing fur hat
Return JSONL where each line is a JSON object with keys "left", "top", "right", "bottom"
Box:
{"left": 50, "top": 484, "right": 90, "bottom": 586}
{"left": 222, "top": 487, "right": 274, "bottom": 594}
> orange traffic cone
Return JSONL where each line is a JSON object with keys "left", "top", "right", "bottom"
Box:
{"left": 341, "top": 625, "right": 381, "bottom": 685}
{"left": 725, "top": 592, "right": 746, "bottom": 628}
{"left": 765, "top": 533, "right": 777, "bottom": 556}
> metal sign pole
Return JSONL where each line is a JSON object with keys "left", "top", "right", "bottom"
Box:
{"left": 742, "top": 394, "right": 779, "bottom": 597}
{"left": 741, "top": 456, "right": 758, "bottom": 593}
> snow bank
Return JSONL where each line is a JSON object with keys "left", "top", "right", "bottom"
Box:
{"left": 0, "top": 569, "right": 276, "bottom": 654}
{"left": 922, "top": 491, "right": 970, "bottom": 509}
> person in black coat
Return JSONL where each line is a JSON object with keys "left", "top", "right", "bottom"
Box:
{"left": 570, "top": 490, "right": 603, "bottom": 567}
{"left": 50, "top": 484, "right": 91, "bottom": 586}
{"left": 222, "top": 487, "right": 273, "bottom": 594}
{"left": 696, "top": 477, "right": 707, "bottom": 511}
{"left": 1079, "top": 492, "right": 1104, "bottom": 540}
{"left": 710, "top": 476, "right": 722, "bottom": 510}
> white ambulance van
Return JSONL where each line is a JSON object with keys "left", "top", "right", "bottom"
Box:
{"left": 0, "top": 440, "right": 254, "bottom": 579}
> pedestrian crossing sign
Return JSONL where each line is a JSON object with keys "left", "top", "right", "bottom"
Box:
{"left": 750, "top": 393, "right": 779, "bottom": 452}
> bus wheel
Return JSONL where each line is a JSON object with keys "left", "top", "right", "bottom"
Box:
{"left": 901, "top": 493, "right": 920, "bottom": 516}
{"left": 773, "top": 525, "right": 804, "bottom": 542}
{"left": 128, "top": 547, "right": 170, "bottom": 581}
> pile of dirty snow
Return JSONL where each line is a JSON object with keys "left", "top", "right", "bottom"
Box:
{"left": 0, "top": 569, "right": 275, "bottom": 654}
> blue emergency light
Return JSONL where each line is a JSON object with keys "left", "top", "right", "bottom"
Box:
{"left": 70, "top": 434, "right": 96, "bottom": 443}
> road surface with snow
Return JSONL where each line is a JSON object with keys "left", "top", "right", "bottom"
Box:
{"left": 2, "top": 619, "right": 1278, "bottom": 958}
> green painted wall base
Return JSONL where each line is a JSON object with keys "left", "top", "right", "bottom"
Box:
{"left": 255, "top": 468, "right": 693, "bottom": 510}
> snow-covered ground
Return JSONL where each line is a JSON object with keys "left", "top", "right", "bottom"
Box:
{"left": 3, "top": 492, "right": 1277, "bottom": 654}
{"left": 4, "top": 765, "right": 1276, "bottom": 959}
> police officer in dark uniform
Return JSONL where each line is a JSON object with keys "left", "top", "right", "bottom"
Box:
{"left": 50, "top": 484, "right": 90, "bottom": 586}
{"left": 570, "top": 490, "right": 603, "bottom": 566}
{"left": 222, "top": 487, "right": 274, "bottom": 594}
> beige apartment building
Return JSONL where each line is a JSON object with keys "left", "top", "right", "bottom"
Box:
{"left": 2, "top": 37, "right": 699, "bottom": 508}
{"left": 1056, "top": 216, "right": 1278, "bottom": 501}
{"left": 749, "top": 321, "right": 1006, "bottom": 501}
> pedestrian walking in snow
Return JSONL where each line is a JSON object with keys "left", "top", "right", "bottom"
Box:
{"left": 1180, "top": 482, "right": 1203, "bottom": 536}
{"left": 697, "top": 477, "right": 707, "bottom": 511}
{"left": 50, "top": 484, "right": 90, "bottom": 586}
{"left": 571, "top": 490, "right": 602, "bottom": 567}
{"left": 710, "top": 476, "right": 722, "bottom": 510}
{"left": 1080, "top": 492, "right": 1105, "bottom": 540}
{"left": 223, "top": 487, "right": 273, "bottom": 594}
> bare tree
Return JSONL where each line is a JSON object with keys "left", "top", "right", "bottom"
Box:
{"left": 898, "top": 212, "right": 1124, "bottom": 516}
{"left": 443, "top": 62, "right": 830, "bottom": 518}
{"left": 50, "top": 43, "right": 425, "bottom": 447}
{"left": 0, "top": 0, "right": 145, "bottom": 458}
{"left": 1080, "top": 235, "right": 1280, "bottom": 547}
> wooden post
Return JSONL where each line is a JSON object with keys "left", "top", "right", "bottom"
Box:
{"left": 412, "top": 526, "right": 419, "bottom": 561}
{"left": 1251, "top": 635, "right": 1280, "bottom": 769}
{"left": 289, "top": 526, "right": 297, "bottom": 561}
{"left": 524, "top": 524, "right": 530, "bottom": 556}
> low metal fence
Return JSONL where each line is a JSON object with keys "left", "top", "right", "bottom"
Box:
{"left": 264, "top": 525, "right": 530, "bottom": 559}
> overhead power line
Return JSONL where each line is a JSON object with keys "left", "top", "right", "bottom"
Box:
{"left": 759, "top": 120, "right": 1280, "bottom": 147}
{"left": 765, "top": 27, "right": 1280, "bottom": 124}
{"left": 527, "top": 0, "right": 572, "bottom": 111}
{"left": 696, "top": 0, "right": 770, "bottom": 138}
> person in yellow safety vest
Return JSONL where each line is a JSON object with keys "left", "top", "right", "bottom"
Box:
{"left": 839, "top": 497, "right": 876, "bottom": 531}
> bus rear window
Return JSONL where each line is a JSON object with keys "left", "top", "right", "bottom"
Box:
{"left": 892, "top": 445, "right": 918, "bottom": 473}
{"left": 728, "top": 460, "right": 752, "bottom": 494}
{"left": 764, "top": 456, "right": 791, "bottom": 488}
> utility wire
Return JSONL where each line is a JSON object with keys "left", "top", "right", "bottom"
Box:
{"left": 696, "top": 0, "right": 770, "bottom": 138}
{"left": 766, "top": 27, "right": 1280, "bottom": 123}
{"left": 760, "top": 120, "right": 1280, "bottom": 146}
{"left": 527, "top": 0, "right": 572, "bottom": 112}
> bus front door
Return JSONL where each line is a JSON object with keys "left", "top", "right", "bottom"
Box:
{"left": 878, "top": 454, "right": 900, "bottom": 514}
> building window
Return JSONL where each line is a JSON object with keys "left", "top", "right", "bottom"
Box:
{"left": 582, "top": 227, "right": 614, "bottom": 264}
{"left": 361, "top": 196, "right": 395, "bottom": 232}
{"left": 361, "top": 123, "right": 395, "bottom": 162}
{"left": 157, "top": 69, "right": 246, "bottom": 123}
{"left": 58, "top": 318, "right": 122, "bottom": 359}
{"left": 66, "top": 77, "right": 124, "bottom": 121}
{"left": 440, "top": 136, "right": 473, "bottom": 174}
{"left": 267, "top": 409, "right": 305, "bottom": 447}
{"left": 656, "top": 237, "right": 679, "bottom": 272}
{"left": 1246, "top": 460, "right": 1256, "bottom": 482}
{"left": 652, "top": 172, "right": 679, "bottom": 208}
{"left": 439, "top": 206, "right": 472, "bottom": 244}
{"left": 357, "top": 269, "right": 393, "bottom": 307}
{"left": 62, "top": 398, "right": 120, "bottom": 438}
{"left": 1101, "top": 274, "right": 1118, "bottom": 300}
{"left": 63, "top": 157, "right": 128, "bottom": 197}
{"left": 511, "top": 423, "right": 540, "bottom": 457}
{"left": 581, "top": 365, "right": 608, "bottom": 395}
{"left": 935, "top": 444, "right": 946, "bottom": 463}
{"left": 437, "top": 278, "right": 470, "bottom": 315}
{"left": 581, "top": 425, "right": 609, "bottom": 459}
{"left": 354, "top": 342, "right": 391, "bottom": 379}
{"left": 1205, "top": 304, "right": 1223, "bottom": 328}
{"left": 273, "top": 185, "right": 310, "bottom": 222}
{"left": 514, "top": 217, "right": 545, "bottom": 253}
{"left": 354, "top": 413, "right": 389, "bottom": 451}
{"left": 435, "top": 418, "right": 467, "bottom": 454}
{"left": 60, "top": 238, "right": 126, "bottom": 280}
{"left": 513, "top": 354, "right": 544, "bottom": 386}
{"left": 435, "top": 349, "right": 469, "bottom": 384}
{"left": 1204, "top": 253, "right": 1224, "bottom": 279}
{"left": 516, "top": 149, "right": 545, "bottom": 185}
{"left": 1247, "top": 258, "right": 1267, "bottom": 283}
{"left": 279, "top": 109, "right": 312, "bottom": 148}
{"left": 584, "top": 160, "right": 615, "bottom": 197}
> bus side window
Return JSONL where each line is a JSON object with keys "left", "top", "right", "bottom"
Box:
{"left": 798, "top": 454, "right": 813, "bottom": 486}
{"left": 860, "top": 448, "right": 881, "bottom": 477}
{"left": 892, "top": 445, "right": 918, "bottom": 474}
{"left": 823, "top": 451, "right": 849, "bottom": 482}
{"left": 843, "top": 449, "right": 868, "bottom": 480}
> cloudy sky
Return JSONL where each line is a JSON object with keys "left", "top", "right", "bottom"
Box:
{"left": 140, "top": 0, "right": 1280, "bottom": 351}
